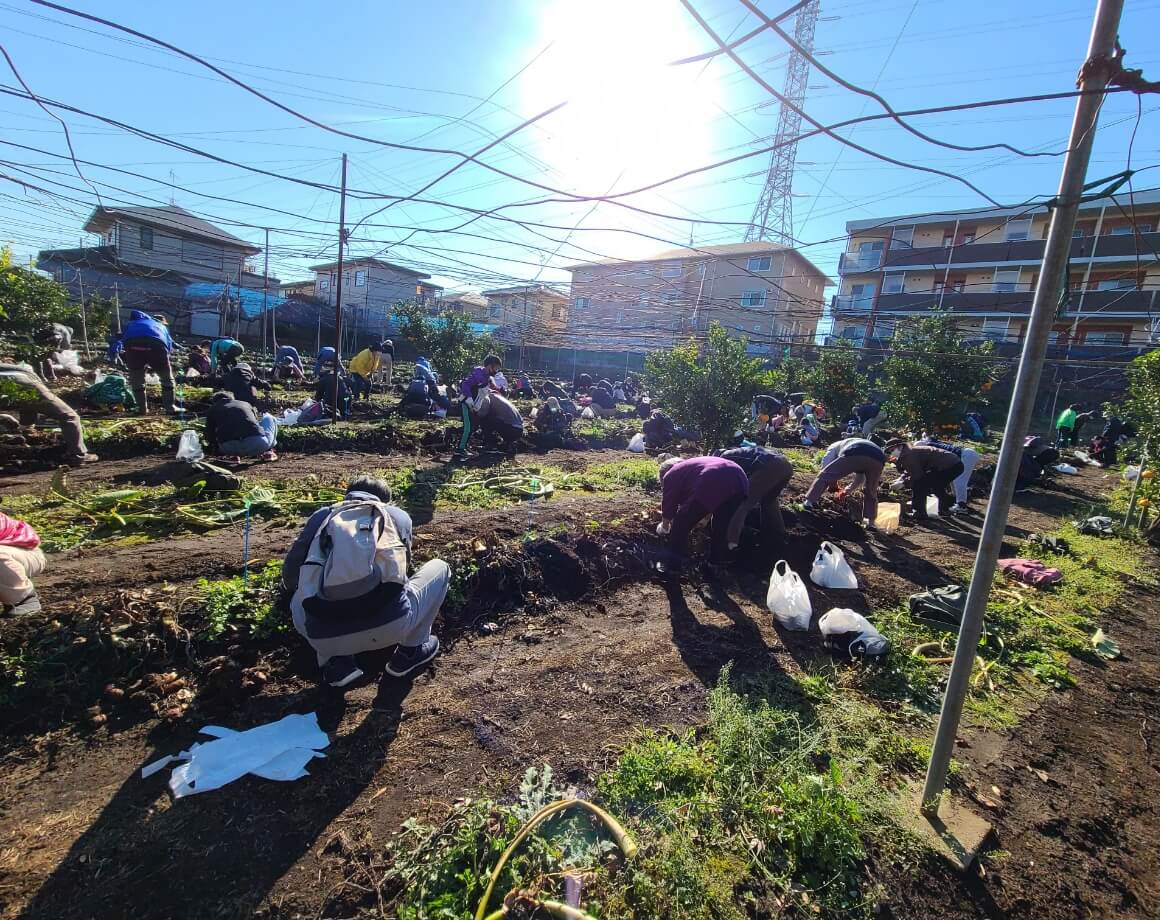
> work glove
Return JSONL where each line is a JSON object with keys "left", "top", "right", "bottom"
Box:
{"left": 656, "top": 519, "right": 672, "bottom": 536}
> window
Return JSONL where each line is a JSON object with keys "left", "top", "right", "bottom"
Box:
{"left": 552, "top": 305, "right": 566, "bottom": 320}
{"left": 941, "top": 231, "right": 954, "bottom": 248}
{"left": 661, "top": 262, "right": 682, "bottom": 278}
{"left": 949, "top": 276, "right": 966, "bottom": 293}
{"left": 615, "top": 308, "right": 625, "bottom": 323}
{"left": 992, "top": 270, "right": 1020, "bottom": 293}
{"left": 873, "top": 319, "right": 895, "bottom": 340}
{"left": 981, "top": 318, "right": 1010, "bottom": 341}
{"left": 850, "top": 282, "right": 875, "bottom": 299}
{"left": 1004, "top": 218, "right": 1032, "bottom": 241}
{"left": 574, "top": 297, "right": 591, "bottom": 309}
{"left": 747, "top": 255, "right": 772, "bottom": 272}
{"left": 741, "top": 290, "right": 767, "bottom": 307}
{"left": 489, "top": 303, "right": 501, "bottom": 319}
{"left": 890, "top": 226, "right": 914, "bottom": 249}
{"left": 139, "top": 226, "right": 154, "bottom": 250}
{"left": 1085, "top": 330, "right": 1126, "bottom": 346}
{"left": 1073, "top": 227, "right": 1086, "bottom": 238}
{"left": 319, "top": 275, "right": 331, "bottom": 291}
{"left": 354, "top": 269, "right": 366, "bottom": 287}
{"left": 1096, "top": 278, "right": 1136, "bottom": 291}
{"left": 881, "top": 275, "right": 904, "bottom": 294}
{"left": 961, "top": 231, "right": 976, "bottom": 245}
{"left": 840, "top": 325, "right": 866, "bottom": 343}
{"left": 1110, "top": 223, "right": 1153, "bottom": 235}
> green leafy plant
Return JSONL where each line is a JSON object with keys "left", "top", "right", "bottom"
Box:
{"left": 880, "top": 312, "right": 1002, "bottom": 429}
{"left": 195, "top": 561, "right": 287, "bottom": 639}
{"left": 0, "top": 258, "right": 78, "bottom": 339}
{"left": 394, "top": 299, "right": 502, "bottom": 384}
{"left": 644, "top": 322, "right": 768, "bottom": 449}
{"left": 802, "top": 340, "right": 868, "bottom": 420}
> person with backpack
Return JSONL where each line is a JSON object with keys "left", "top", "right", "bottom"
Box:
{"left": 282, "top": 475, "right": 449, "bottom": 687}
{"left": 119, "top": 310, "right": 176, "bottom": 414}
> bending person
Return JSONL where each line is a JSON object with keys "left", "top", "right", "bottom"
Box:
{"left": 658, "top": 456, "right": 749, "bottom": 565}
{"left": 120, "top": 310, "right": 176, "bottom": 413}
{"left": 0, "top": 362, "right": 96, "bottom": 464}
{"left": 802, "top": 437, "right": 885, "bottom": 525}
{"left": 283, "top": 475, "right": 448, "bottom": 687}
{"left": 717, "top": 446, "right": 794, "bottom": 549}
{"left": 885, "top": 439, "right": 964, "bottom": 520}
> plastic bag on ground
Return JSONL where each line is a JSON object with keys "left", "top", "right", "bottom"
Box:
{"left": 1123, "top": 465, "right": 1140, "bottom": 481}
{"left": 1054, "top": 463, "right": 1078, "bottom": 475}
{"left": 627, "top": 432, "right": 646, "bottom": 453}
{"left": 176, "top": 429, "right": 204, "bottom": 462}
{"left": 810, "top": 541, "right": 858, "bottom": 589}
{"left": 818, "top": 608, "right": 889, "bottom": 660}
{"left": 92, "top": 370, "right": 106, "bottom": 384}
{"left": 280, "top": 408, "right": 302, "bottom": 425}
{"left": 145, "top": 372, "right": 161, "bottom": 386}
{"left": 766, "top": 560, "right": 812, "bottom": 630}
{"left": 580, "top": 406, "right": 595, "bottom": 419}
{"left": 925, "top": 495, "right": 941, "bottom": 517}
{"left": 56, "top": 349, "right": 84, "bottom": 375}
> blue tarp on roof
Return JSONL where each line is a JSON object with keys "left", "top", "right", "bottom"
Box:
{"left": 184, "top": 283, "right": 286, "bottom": 320}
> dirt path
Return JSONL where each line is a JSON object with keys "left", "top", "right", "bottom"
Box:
{"left": 0, "top": 463, "right": 1148, "bottom": 919}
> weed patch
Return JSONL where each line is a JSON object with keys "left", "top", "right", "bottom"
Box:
{"left": 194, "top": 560, "right": 287, "bottom": 640}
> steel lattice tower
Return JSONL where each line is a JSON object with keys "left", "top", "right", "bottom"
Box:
{"left": 744, "top": 0, "right": 820, "bottom": 244}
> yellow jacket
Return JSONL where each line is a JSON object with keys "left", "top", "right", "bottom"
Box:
{"left": 348, "top": 348, "right": 380, "bottom": 376}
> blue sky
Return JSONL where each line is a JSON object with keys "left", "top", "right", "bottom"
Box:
{"left": 1, "top": 0, "right": 1157, "bottom": 304}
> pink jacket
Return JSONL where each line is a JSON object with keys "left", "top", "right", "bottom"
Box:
{"left": 0, "top": 512, "right": 40, "bottom": 550}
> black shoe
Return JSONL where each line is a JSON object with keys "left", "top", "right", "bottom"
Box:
{"left": 321, "top": 655, "right": 363, "bottom": 688}
{"left": 385, "top": 636, "right": 440, "bottom": 678}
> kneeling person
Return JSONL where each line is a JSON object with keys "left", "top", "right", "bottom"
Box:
{"left": 283, "top": 476, "right": 449, "bottom": 687}
{"left": 477, "top": 392, "right": 525, "bottom": 450}
{"left": 205, "top": 391, "right": 278, "bottom": 459}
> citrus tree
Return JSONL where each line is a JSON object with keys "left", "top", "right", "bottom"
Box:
{"left": 802, "top": 340, "right": 867, "bottom": 420}
{"left": 880, "top": 312, "right": 1001, "bottom": 429}
{"left": 644, "top": 322, "right": 767, "bottom": 449}
{"left": 0, "top": 251, "right": 78, "bottom": 338}
{"left": 394, "top": 300, "right": 501, "bottom": 385}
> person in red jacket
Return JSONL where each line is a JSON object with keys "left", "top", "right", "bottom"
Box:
{"left": 0, "top": 512, "right": 46, "bottom": 615}
{"left": 657, "top": 455, "right": 749, "bottom": 564}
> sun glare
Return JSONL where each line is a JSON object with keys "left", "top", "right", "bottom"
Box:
{"left": 524, "top": 0, "right": 723, "bottom": 194}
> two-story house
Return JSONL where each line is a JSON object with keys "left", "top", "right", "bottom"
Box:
{"left": 564, "top": 242, "right": 830, "bottom": 353}
{"left": 437, "top": 290, "right": 491, "bottom": 323}
{"left": 37, "top": 204, "right": 270, "bottom": 335}
{"left": 480, "top": 284, "right": 569, "bottom": 343}
{"left": 309, "top": 257, "right": 442, "bottom": 336}
{"left": 831, "top": 189, "right": 1160, "bottom": 354}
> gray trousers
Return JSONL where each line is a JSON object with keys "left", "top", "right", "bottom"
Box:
{"left": 293, "top": 559, "right": 451, "bottom": 665}
{"left": 3, "top": 364, "right": 89, "bottom": 458}
{"left": 804, "top": 454, "right": 883, "bottom": 521}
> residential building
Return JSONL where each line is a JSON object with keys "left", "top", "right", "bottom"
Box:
{"left": 308, "top": 257, "right": 442, "bottom": 335}
{"left": 564, "top": 242, "right": 830, "bottom": 353}
{"left": 437, "top": 290, "right": 491, "bottom": 322}
{"left": 480, "top": 284, "right": 569, "bottom": 342}
{"left": 37, "top": 204, "right": 272, "bottom": 336}
{"left": 280, "top": 279, "right": 317, "bottom": 299}
{"left": 831, "top": 189, "right": 1160, "bottom": 354}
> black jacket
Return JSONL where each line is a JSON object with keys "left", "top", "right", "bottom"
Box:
{"left": 222, "top": 366, "right": 266, "bottom": 405}
{"left": 206, "top": 396, "right": 262, "bottom": 447}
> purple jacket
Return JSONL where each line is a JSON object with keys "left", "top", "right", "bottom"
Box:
{"left": 460, "top": 366, "right": 493, "bottom": 400}
{"left": 661, "top": 457, "right": 749, "bottom": 519}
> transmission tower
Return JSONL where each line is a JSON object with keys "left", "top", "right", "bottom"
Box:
{"left": 744, "top": 0, "right": 820, "bottom": 244}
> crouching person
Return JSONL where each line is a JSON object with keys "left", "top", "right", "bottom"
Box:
{"left": 657, "top": 455, "right": 749, "bottom": 567}
{"left": 0, "top": 511, "right": 46, "bottom": 615}
{"left": 283, "top": 476, "right": 448, "bottom": 687}
{"left": 205, "top": 391, "right": 278, "bottom": 460}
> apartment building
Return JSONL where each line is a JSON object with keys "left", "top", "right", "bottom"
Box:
{"left": 832, "top": 189, "right": 1160, "bottom": 354}
{"left": 564, "top": 242, "right": 830, "bottom": 353}
{"left": 309, "top": 257, "right": 442, "bottom": 331}
{"left": 481, "top": 284, "right": 569, "bottom": 341}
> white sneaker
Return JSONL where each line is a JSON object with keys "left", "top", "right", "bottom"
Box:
{"left": 803, "top": 500, "right": 816, "bottom": 510}
{"left": 949, "top": 503, "right": 967, "bottom": 514}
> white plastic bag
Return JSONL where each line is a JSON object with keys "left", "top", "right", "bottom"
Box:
{"left": 57, "top": 349, "right": 84, "bottom": 375}
{"left": 1054, "top": 463, "right": 1078, "bottom": 475}
{"left": 581, "top": 406, "right": 595, "bottom": 419}
{"left": 766, "top": 560, "right": 812, "bottom": 630}
{"left": 818, "top": 608, "right": 889, "bottom": 659}
{"left": 176, "top": 429, "right": 204, "bottom": 462}
{"left": 627, "top": 432, "right": 646, "bottom": 453}
{"left": 92, "top": 369, "right": 106, "bottom": 384}
{"left": 145, "top": 372, "right": 161, "bottom": 386}
{"left": 925, "top": 495, "right": 941, "bottom": 517}
{"left": 280, "top": 408, "right": 302, "bottom": 425}
{"left": 1123, "top": 465, "right": 1140, "bottom": 481}
{"left": 810, "top": 541, "right": 858, "bottom": 589}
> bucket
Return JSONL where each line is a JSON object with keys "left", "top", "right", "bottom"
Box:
{"left": 875, "top": 502, "right": 901, "bottom": 533}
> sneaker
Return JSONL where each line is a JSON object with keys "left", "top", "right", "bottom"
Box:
{"left": 5, "top": 592, "right": 42, "bottom": 617}
{"left": 65, "top": 452, "right": 99, "bottom": 466}
{"left": 321, "top": 655, "right": 364, "bottom": 688}
{"left": 385, "top": 636, "right": 440, "bottom": 678}
{"left": 259, "top": 450, "right": 278, "bottom": 461}
{"left": 803, "top": 500, "right": 817, "bottom": 510}
{"left": 949, "top": 503, "right": 967, "bottom": 515}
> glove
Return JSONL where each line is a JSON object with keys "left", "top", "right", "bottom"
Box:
{"left": 656, "top": 519, "right": 672, "bottom": 536}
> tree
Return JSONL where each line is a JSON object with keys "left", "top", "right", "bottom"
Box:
{"left": 0, "top": 257, "right": 78, "bottom": 338}
{"left": 394, "top": 300, "right": 501, "bottom": 384}
{"left": 644, "top": 322, "right": 768, "bottom": 450}
{"left": 802, "top": 341, "right": 867, "bottom": 420}
{"left": 777, "top": 355, "right": 807, "bottom": 394}
{"left": 1124, "top": 349, "right": 1160, "bottom": 442}
{"left": 880, "top": 312, "right": 1000, "bottom": 429}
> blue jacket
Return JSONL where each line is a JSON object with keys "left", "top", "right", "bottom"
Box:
{"left": 413, "top": 357, "right": 438, "bottom": 384}
{"left": 121, "top": 310, "right": 173, "bottom": 352}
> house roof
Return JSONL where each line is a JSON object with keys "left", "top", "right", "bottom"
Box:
{"left": 308, "top": 256, "right": 430, "bottom": 279}
{"left": 440, "top": 290, "right": 488, "bottom": 307}
{"left": 563, "top": 241, "right": 832, "bottom": 284}
{"left": 83, "top": 205, "right": 261, "bottom": 254}
{"left": 37, "top": 245, "right": 192, "bottom": 283}
{"left": 843, "top": 186, "right": 1160, "bottom": 233}
{"left": 481, "top": 283, "right": 569, "bottom": 300}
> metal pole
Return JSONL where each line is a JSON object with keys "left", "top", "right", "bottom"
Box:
{"left": 76, "top": 270, "right": 91, "bottom": 358}
{"left": 1123, "top": 436, "right": 1151, "bottom": 528}
{"left": 921, "top": 0, "right": 1124, "bottom": 816}
{"left": 113, "top": 281, "right": 122, "bottom": 333}
{"left": 262, "top": 228, "right": 270, "bottom": 357}
{"left": 333, "top": 153, "right": 348, "bottom": 419}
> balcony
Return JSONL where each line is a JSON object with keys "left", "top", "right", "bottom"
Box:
{"left": 878, "top": 232, "right": 1160, "bottom": 270}
{"left": 838, "top": 251, "right": 883, "bottom": 273}
{"left": 831, "top": 288, "right": 1159, "bottom": 316}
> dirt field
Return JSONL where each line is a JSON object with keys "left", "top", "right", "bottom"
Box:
{"left": 1, "top": 437, "right": 1157, "bottom": 919}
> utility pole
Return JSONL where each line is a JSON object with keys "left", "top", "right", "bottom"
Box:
{"left": 262, "top": 228, "right": 271, "bottom": 355}
{"left": 76, "top": 271, "right": 90, "bottom": 358}
{"left": 113, "top": 280, "right": 122, "bottom": 333}
{"left": 333, "top": 153, "right": 349, "bottom": 420}
{"left": 921, "top": 0, "right": 1125, "bottom": 817}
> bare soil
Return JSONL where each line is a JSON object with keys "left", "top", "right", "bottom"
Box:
{"left": 1, "top": 454, "right": 1156, "bottom": 919}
